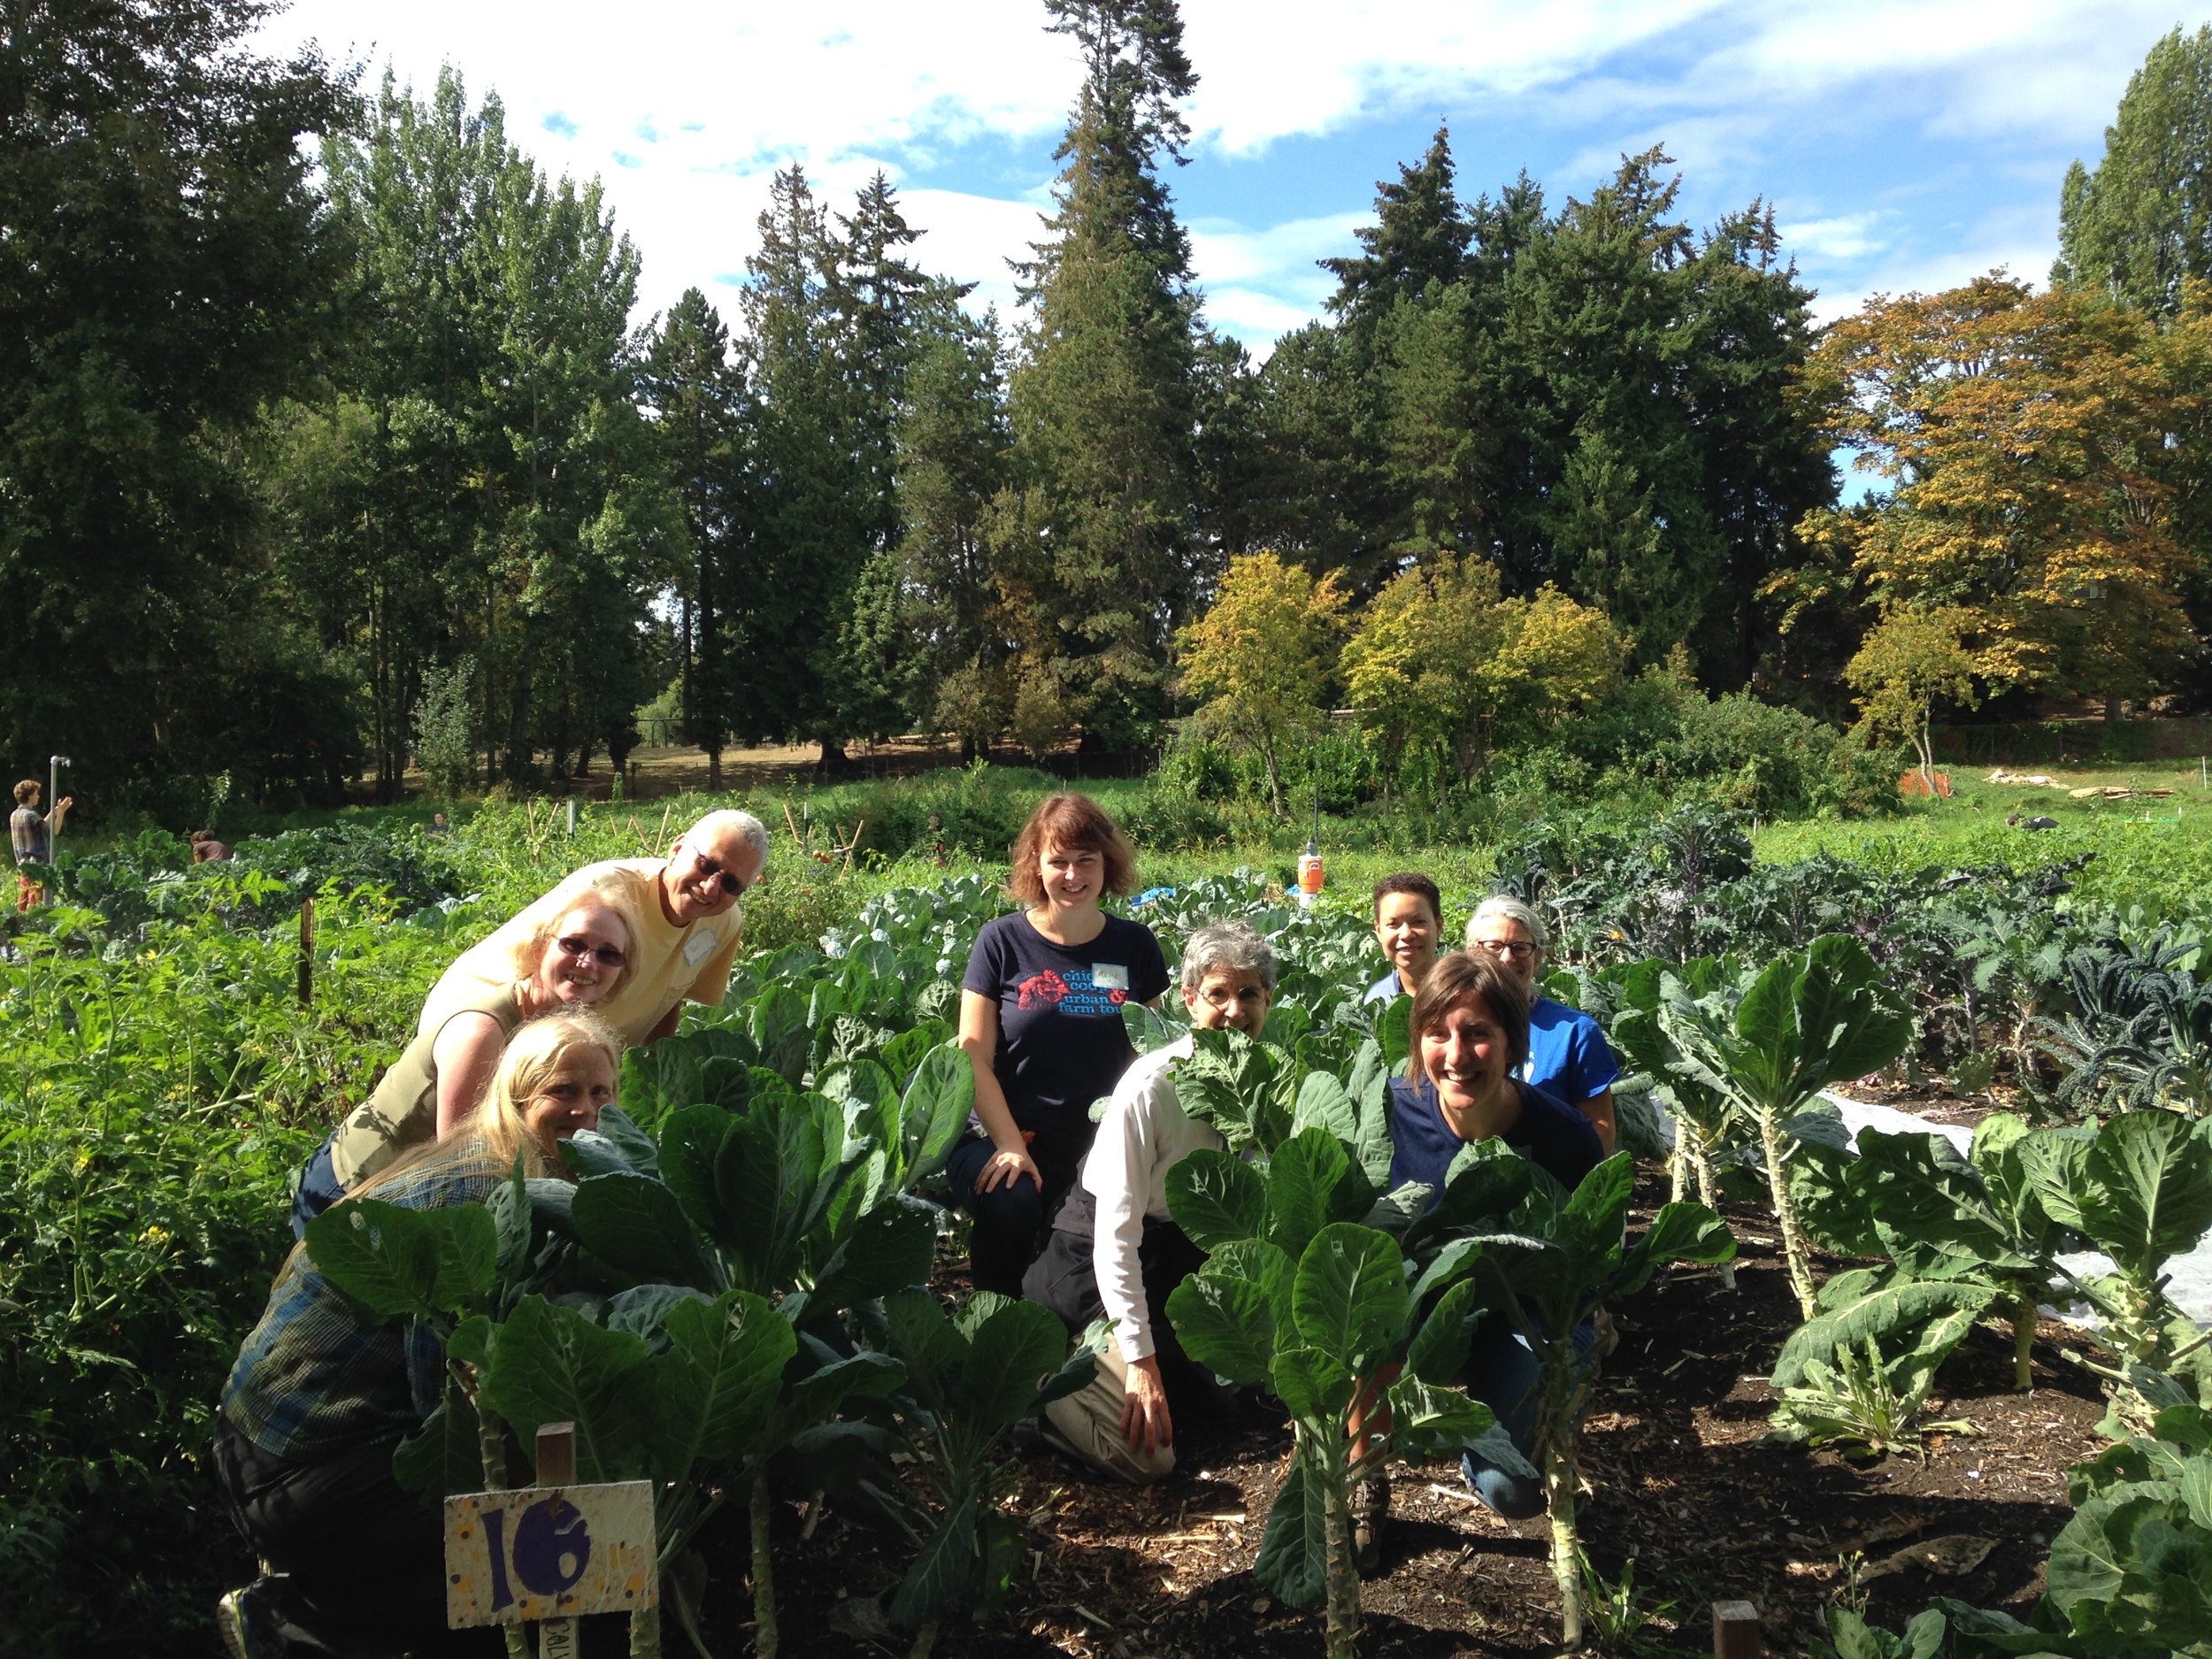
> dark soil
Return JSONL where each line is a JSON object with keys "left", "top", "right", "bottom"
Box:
{"left": 691, "top": 1168, "right": 2112, "bottom": 1659}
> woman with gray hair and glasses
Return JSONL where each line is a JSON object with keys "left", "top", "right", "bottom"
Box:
{"left": 1465, "top": 895, "right": 1621, "bottom": 1152}
{"left": 1021, "top": 918, "right": 1276, "bottom": 1482}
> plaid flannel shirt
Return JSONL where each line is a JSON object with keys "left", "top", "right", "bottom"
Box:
{"left": 10, "top": 806, "right": 47, "bottom": 867}
{"left": 220, "top": 1148, "right": 508, "bottom": 1460}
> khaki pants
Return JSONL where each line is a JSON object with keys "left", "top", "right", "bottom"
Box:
{"left": 1044, "top": 1345, "right": 1176, "bottom": 1486}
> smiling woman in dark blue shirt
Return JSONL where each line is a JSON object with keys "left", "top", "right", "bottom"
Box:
{"left": 953, "top": 794, "right": 1168, "bottom": 1296}
{"left": 1358, "top": 949, "right": 1604, "bottom": 1570}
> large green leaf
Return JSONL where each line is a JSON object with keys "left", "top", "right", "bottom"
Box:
{"left": 963, "top": 1298, "right": 1075, "bottom": 1433}
{"left": 896, "top": 1045, "right": 974, "bottom": 1187}
{"left": 1164, "top": 1239, "right": 1293, "bottom": 1386}
{"left": 1269, "top": 1342, "right": 1356, "bottom": 1421}
{"left": 422, "top": 1203, "right": 498, "bottom": 1311}
{"left": 647, "top": 1289, "right": 793, "bottom": 1482}
{"left": 1252, "top": 1452, "right": 1328, "bottom": 1609}
{"left": 1376, "top": 995, "right": 1412, "bottom": 1075}
{"left": 1612, "top": 1201, "right": 1737, "bottom": 1300}
{"left": 1385, "top": 1375, "right": 1496, "bottom": 1457}
{"left": 795, "top": 1194, "right": 937, "bottom": 1317}
{"left": 658, "top": 1105, "right": 736, "bottom": 1240}
{"left": 1291, "top": 1223, "right": 1408, "bottom": 1371}
{"left": 878, "top": 1286, "right": 969, "bottom": 1413}
{"left": 2018, "top": 1127, "right": 2093, "bottom": 1233}
{"left": 392, "top": 1377, "right": 486, "bottom": 1499}
{"left": 1404, "top": 1278, "right": 1479, "bottom": 1385}
{"left": 1289, "top": 1071, "right": 1357, "bottom": 1143}
{"left": 1560, "top": 1151, "right": 1634, "bottom": 1280}
{"left": 1798, "top": 934, "right": 1915, "bottom": 1091}
{"left": 1770, "top": 1271, "right": 1995, "bottom": 1389}
{"left": 478, "top": 1295, "right": 656, "bottom": 1484}
{"left": 2076, "top": 1112, "right": 2212, "bottom": 1277}
{"left": 1403, "top": 1147, "right": 1534, "bottom": 1261}
{"left": 1165, "top": 1149, "right": 1265, "bottom": 1250}
{"left": 1265, "top": 1128, "right": 1360, "bottom": 1260}
{"left": 571, "top": 1172, "right": 719, "bottom": 1293}
{"left": 303, "top": 1200, "right": 441, "bottom": 1319}
{"left": 889, "top": 1486, "right": 979, "bottom": 1630}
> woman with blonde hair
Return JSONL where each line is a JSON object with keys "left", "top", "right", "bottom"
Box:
{"left": 289, "top": 871, "right": 641, "bottom": 1235}
{"left": 216, "top": 1010, "right": 621, "bottom": 1659}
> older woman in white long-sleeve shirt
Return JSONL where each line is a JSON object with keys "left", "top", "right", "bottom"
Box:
{"left": 1025, "top": 920, "right": 1275, "bottom": 1483}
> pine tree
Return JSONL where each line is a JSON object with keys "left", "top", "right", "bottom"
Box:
{"left": 1321, "top": 124, "right": 1473, "bottom": 336}
{"left": 2055, "top": 26, "right": 2212, "bottom": 315}
{"left": 1000, "top": 0, "right": 1205, "bottom": 754}
{"left": 643, "top": 288, "right": 746, "bottom": 786}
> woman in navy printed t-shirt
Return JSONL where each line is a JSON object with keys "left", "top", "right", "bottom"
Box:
{"left": 953, "top": 794, "right": 1169, "bottom": 1295}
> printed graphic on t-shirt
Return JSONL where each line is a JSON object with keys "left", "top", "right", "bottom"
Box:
{"left": 1014, "top": 965, "right": 1129, "bottom": 1016}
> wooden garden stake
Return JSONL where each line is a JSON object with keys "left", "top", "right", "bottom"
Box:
{"left": 535, "top": 1425, "right": 580, "bottom": 1659}
{"left": 1712, "top": 1600, "right": 1761, "bottom": 1659}
{"left": 296, "top": 897, "right": 314, "bottom": 1009}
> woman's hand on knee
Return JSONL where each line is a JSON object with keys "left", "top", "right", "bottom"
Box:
{"left": 975, "top": 1144, "right": 1041, "bottom": 1194}
{"left": 1119, "top": 1355, "right": 1172, "bottom": 1456}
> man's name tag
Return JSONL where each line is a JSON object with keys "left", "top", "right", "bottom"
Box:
{"left": 445, "top": 1480, "right": 657, "bottom": 1626}
{"left": 1092, "top": 963, "right": 1129, "bottom": 991}
{"left": 681, "top": 926, "right": 719, "bottom": 968}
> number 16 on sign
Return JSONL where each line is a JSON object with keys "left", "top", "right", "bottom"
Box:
{"left": 444, "top": 1480, "right": 657, "bottom": 1638}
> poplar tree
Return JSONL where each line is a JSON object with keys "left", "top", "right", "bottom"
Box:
{"left": 1000, "top": 0, "right": 1205, "bottom": 754}
{"left": 2055, "top": 25, "right": 2212, "bottom": 316}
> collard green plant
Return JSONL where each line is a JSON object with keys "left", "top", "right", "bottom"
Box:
{"left": 864, "top": 1289, "right": 1096, "bottom": 1656}
{"left": 1604, "top": 956, "right": 1749, "bottom": 1240}
{"left": 1163, "top": 1127, "right": 1495, "bottom": 1659}
{"left": 1661, "top": 935, "right": 1914, "bottom": 1318}
{"left": 1399, "top": 1149, "right": 1736, "bottom": 1648}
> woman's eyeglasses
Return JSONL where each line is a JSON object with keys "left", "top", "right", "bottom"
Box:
{"left": 1471, "top": 938, "right": 1538, "bottom": 960}
{"left": 556, "top": 935, "right": 627, "bottom": 968}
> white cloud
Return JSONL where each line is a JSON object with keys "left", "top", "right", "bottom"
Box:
{"left": 257, "top": 0, "right": 2212, "bottom": 345}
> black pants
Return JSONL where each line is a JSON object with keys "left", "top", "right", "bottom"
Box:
{"left": 1021, "top": 1194, "right": 1232, "bottom": 1424}
{"left": 213, "top": 1417, "right": 503, "bottom": 1659}
{"left": 945, "top": 1129, "right": 1085, "bottom": 1298}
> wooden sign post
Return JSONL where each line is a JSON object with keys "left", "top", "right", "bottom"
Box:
{"left": 445, "top": 1424, "right": 657, "bottom": 1653}
{"left": 1713, "top": 1600, "right": 1762, "bottom": 1659}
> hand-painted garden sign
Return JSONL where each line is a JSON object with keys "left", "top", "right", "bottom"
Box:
{"left": 444, "top": 1479, "right": 657, "bottom": 1627}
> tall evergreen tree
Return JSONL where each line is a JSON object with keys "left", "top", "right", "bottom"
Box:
{"left": 0, "top": 0, "right": 355, "bottom": 798}
{"left": 642, "top": 288, "right": 746, "bottom": 785}
{"left": 2055, "top": 25, "right": 2212, "bottom": 315}
{"left": 1000, "top": 0, "right": 1205, "bottom": 753}
{"left": 1321, "top": 123, "right": 1472, "bottom": 335}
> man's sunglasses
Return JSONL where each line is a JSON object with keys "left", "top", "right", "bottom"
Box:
{"left": 687, "top": 850, "right": 751, "bottom": 899}
{"left": 556, "top": 935, "right": 627, "bottom": 969}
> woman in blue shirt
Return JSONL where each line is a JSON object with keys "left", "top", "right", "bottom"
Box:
{"left": 1361, "top": 949, "right": 1604, "bottom": 1569}
{"left": 1465, "top": 894, "right": 1621, "bottom": 1153}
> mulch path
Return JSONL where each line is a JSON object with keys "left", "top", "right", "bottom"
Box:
{"left": 708, "top": 1168, "right": 2111, "bottom": 1659}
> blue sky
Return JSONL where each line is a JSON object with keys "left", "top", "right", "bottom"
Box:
{"left": 262, "top": 0, "right": 2210, "bottom": 350}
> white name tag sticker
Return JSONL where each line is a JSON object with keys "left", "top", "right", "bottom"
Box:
{"left": 681, "top": 927, "right": 719, "bottom": 968}
{"left": 1092, "top": 963, "right": 1130, "bottom": 991}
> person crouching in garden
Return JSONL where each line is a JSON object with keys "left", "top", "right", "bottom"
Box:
{"left": 1466, "top": 894, "right": 1621, "bottom": 1153}
{"left": 1024, "top": 918, "right": 1275, "bottom": 1480}
{"left": 1363, "top": 871, "right": 1443, "bottom": 1003}
{"left": 953, "top": 794, "right": 1169, "bottom": 1297}
{"left": 288, "top": 873, "right": 641, "bottom": 1236}
{"left": 417, "top": 807, "right": 767, "bottom": 1050}
{"left": 1355, "top": 949, "right": 1605, "bottom": 1568}
{"left": 215, "top": 1010, "right": 620, "bottom": 1659}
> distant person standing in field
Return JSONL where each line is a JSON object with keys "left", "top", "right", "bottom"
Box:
{"left": 10, "top": 779, "right": 70, "bottom": 910}
{"left": 954, "top": 794, "right": 1169, "bottom": 1296}
{"left": 1466, "top": 895, "right": 1621, "bottom": 1153}
{"left": 189, "top": 830, "right": 230, "bottom": 863}
{"left": 1363, "top": 872, "right": 1444, "bottom": 1003}
{"left": 415, "top": 807, "right": 768, "bottom": 1049}
{"left": 1024, "top": 918, "right": 1275, "bottom": 1482}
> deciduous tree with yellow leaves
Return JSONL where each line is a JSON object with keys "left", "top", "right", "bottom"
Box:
{"left": 1793, "top": 274, "right": 2200, "bottom": 721}
{"left": 1339, "top": 554, "right": 1623, "bottom": 780}
{"left": 1177, "top": 551, "right": 1348, "bottom": 813}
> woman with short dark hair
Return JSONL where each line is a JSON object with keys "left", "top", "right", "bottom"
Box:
{"left": 952, "top": 794, "right": 1168, "bottom": 1296}
{"left": 1364, "top": 872, "right": 1443, "bottom": 1003}
{"left": 1356, "top": 949, "right": 1605, "bottom": 1568}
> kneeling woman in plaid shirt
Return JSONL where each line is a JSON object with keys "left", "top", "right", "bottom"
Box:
{"left": 213, "top": 1010, "right": 619, "bottom": 1659}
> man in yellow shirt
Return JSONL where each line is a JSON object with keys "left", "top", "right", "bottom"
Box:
{"left": 418, "top": 809, "right": 769, "bottom": 1048}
